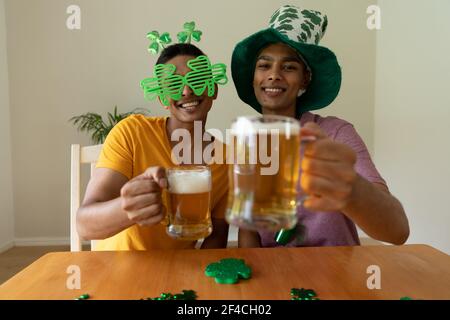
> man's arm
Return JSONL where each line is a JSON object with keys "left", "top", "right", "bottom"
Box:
{"left": 76, "top": 168, "right": 133, "bottom": 240}
{"left": 238, "top": 229, "right": 261, "bottom": 248}
{"left": 342, "top": 178, "right": 409, "bottom": 245}
{"left": 301, "top": 122, "right": 409, "bottom": 245}
{"left": 77, "top": 167, "right": 167, "bottom": 240}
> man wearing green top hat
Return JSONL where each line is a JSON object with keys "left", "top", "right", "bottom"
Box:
{"left": 231, "top": 5, "right": 409, "bottom": 248}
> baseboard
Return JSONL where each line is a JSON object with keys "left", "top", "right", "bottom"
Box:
{"left": 13, "top": 237, "right": 94, "bottom": 247}
{"left": 0, "top": 240, "right": 14, "bottom": 254}
{"left": 13, "top": 237, "right": 70, "bottom": 246}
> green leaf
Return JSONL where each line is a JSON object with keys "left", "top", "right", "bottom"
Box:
{"left": 148, "top": 42, "right": 159, "bottom": 55}
{"left": 183, "top": 21, "right": 195, "bottom": 31}
{"left": 283, "top": 7, "right": 298, "bottom": 14}
{"left": 69, "top": 107, "right": 151, "bottom": 144}
{"left": 322, "top": 16, "right": 328, "bottom": 33}
{"left": 107, "top": 112, "right": 114, "bottom": 127}
{"left": 301, "top": 10, "right": 322, "bottom": 25}
{"left": 192, "top": 30, "right": 202, "bottom": 42}
{"left": 278, "top": 12, "right": 298, "bottom": 22}
{"left": 159, "top": 32, "right": 171, "bottom": 44}
{"left": 315, "top": 33, "right": 320, "bottom": 44}
{"left": 269, "top": 9, "right": 280, "bottom": 24}
{"left": 146, "top": 31, "right": 159, "bottom": 41}
{"left": 305, "top": 20, "right": 315, "bottom": 29}
{"left": 275, "top": 24, "right": 294, "bottom": 32}
{"left": 177, "top": 31, "right": 189, "bottom": 43}
{"left": 299, "top": 32, "right": 307, "bottom": 42}
{"left": 301, "top": 24, "right": 311, "bottom": 38}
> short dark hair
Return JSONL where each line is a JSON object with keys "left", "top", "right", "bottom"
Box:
{"left": 156, "top": 43, "right": 206, "bottom": 65}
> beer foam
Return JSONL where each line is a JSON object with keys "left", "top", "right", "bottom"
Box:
{"left": 231, "top": 117, "right": 300, "bottom": 136}
{"left": 168, "top": 170, "right": 211, "bottom": 194}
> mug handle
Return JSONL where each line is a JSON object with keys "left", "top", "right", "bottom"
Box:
{"left": 297, "top": 135, "right": 317, "bottom": 204}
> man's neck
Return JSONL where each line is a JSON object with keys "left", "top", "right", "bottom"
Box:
{"left": 262, "top": 105, "right": 296, "bottom": 118}
{"left": 166, "top": 117, "right": 206, "bottom": 137}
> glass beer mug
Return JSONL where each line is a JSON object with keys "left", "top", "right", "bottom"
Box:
{"left": 166, "top": 166, "right": 213, "bottom": 240}
{"left": 225, "top": 115, "right": 301, "bottom": 231}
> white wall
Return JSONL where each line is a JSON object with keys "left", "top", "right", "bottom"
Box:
{"left": 4, "top": 0, "right": 376, "bottom": 243}
{"left": 375, "top": 0, "right": 450, "bottom": 253}
{"left": 0, "top": 0, "right": 14, "bottom": 252}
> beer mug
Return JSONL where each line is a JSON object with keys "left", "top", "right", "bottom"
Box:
{"left": 166, "top": 166, "right": 213, "bottom": 240}
{"left": 226, "top": 115, "right": 301, "bottom": 231}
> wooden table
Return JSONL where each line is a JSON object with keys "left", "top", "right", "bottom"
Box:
{"left": 0, "top": 244, "right": 449, "bottom": 300}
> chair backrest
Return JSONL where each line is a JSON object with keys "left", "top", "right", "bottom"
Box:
{"left": 70, "top": 144, "right": 103, "bottom": 252}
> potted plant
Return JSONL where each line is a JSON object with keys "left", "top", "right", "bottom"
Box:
{"left": 69, "top": 106, "right": 150, "bottom": 144}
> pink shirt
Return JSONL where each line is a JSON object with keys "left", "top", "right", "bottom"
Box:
{"left": 258, "top": 112, "right": 387, "bottom": 247}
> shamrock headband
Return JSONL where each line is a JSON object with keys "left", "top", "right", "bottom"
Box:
{"left": 140, "top": 21, "right": 228, "bottom": 106}
{"left": 146, "top": 21, "right": 203, "bottom": 55}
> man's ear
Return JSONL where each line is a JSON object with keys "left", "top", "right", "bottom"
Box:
{"left": 158, "top": 96, "right": 169, "bottom": 109}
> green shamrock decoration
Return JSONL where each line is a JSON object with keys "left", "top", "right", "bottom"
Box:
{"left": 140, "top": 56, "right": 227, "bottom": 106}
{"left": 177, "top": 21, "right": 203, "bottom": 44}
{"left": 205, "top": 258, "right": 251, "bottom": 284}
{"left": 140, "top": 64, "right": 184, "bottom": 106}
{"left": 146, "top": 31, "right": 172, "bottom": 55}
{"left": 185, "top": 56, "right": 228, "bottom": 96}
{"left": 143, "top": 290, "right": 197, "bottom": 300}
{"left": 291, "top": 288, "right": 320, "bottom": 300}
{"left": 74, "top": 293, "right": 90, "bottom": 300}
{"left": 400, "top": 296, "right": 419, "bottom": 300}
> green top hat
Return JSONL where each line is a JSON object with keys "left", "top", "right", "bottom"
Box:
{"left": 231, "top": 5, "right": 342, "bottom": 117}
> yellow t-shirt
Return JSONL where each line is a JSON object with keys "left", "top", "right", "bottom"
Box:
{"left": 94, "top": 115, "right": 228, "bottom": 251}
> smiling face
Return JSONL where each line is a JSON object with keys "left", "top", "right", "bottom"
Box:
{"left": 162, "top": 55, "right": 217, "bottom": 124}
{"left": 253, "top": 43, "right": 310, "bottom": 117}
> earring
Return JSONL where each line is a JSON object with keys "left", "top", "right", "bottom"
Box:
{"left": 297, "top": 88, "right": 306, "bottom": 97}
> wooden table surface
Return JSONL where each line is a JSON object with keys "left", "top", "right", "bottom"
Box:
{"left": 0, "top": 244, "right": 449, "bottom": 300}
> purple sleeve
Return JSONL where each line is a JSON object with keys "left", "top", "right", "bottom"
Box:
{"left": 333, "top": 124, "right": 387, "bottom": 187}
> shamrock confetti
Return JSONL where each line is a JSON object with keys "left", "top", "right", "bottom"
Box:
{"left": 291, "top": 288, "right": 319, "bottom": 300}
{"left": 146, "top": 31, "right": 172, "bottom": 55}
{"left": 400, "top": 296, "right": 414, "bottom": 300}
{"left": 177, "top": 21, "right": 202, "bottom": 44}
{"left": 205, "top": 258, "right": 251, "bottom": 284}
{"left": 74, "top": 293, "right": 90, "bottom": 300}
{"left": 143, "top": 290, "right": 197, "bottom": 300}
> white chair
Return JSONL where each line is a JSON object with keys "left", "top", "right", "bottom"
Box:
{"left": 70, "top": 144, "right": 103, "bottom": 251}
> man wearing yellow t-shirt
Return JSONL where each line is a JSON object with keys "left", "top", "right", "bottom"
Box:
{"left": 76, "top": 43, "right": 229, "bottom": 250}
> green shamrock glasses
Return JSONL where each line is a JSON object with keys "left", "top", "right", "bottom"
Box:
{"left": 140, "top": 55, "right": 228, "bottom": 106}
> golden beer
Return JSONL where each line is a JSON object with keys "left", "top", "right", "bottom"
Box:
{"left": 226, "top": 115, "right": 301, "bottom": 231}
{"left": 166, "top": 166, "right": 212, "bottom": 240}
